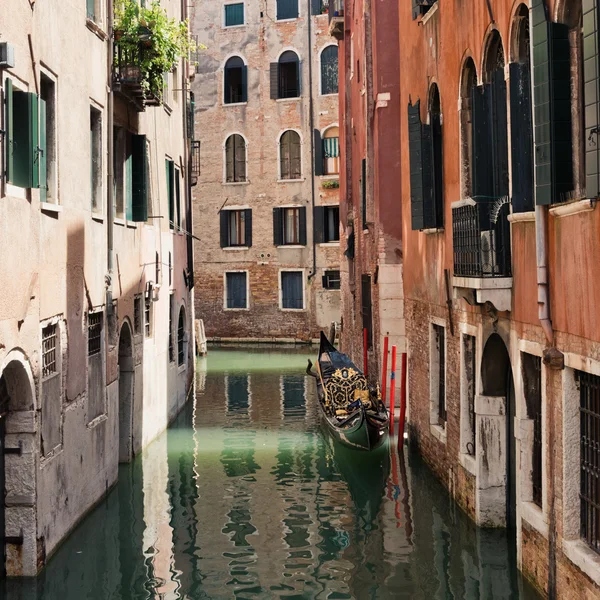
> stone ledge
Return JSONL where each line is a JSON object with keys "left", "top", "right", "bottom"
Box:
{"left": 521, "top": 501, "right": 548, "bottom": 539}
{"left": 562, "top": 539, "right": 600, "bottom": 588}
{"left": 430, "top": 423, "right": 447, "bottom": 444}
{"left": 459, "top": 452, "right": 476, "bottom": 476}
{"left": 507, "top": 211, "right": 535, "bottom": 223}
{"left": 549, "top": 199, "right": 595, "bottom": 218}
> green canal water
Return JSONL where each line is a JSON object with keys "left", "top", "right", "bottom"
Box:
{"left": 5, "top": 348, "right": 540, "bottom": 599}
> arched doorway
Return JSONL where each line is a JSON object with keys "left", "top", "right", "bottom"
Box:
{"left": 118, "top": 322, "right": 134, "bottom": 463}
{"left": 480, "top": 333, "right": 516, "bottom": 530}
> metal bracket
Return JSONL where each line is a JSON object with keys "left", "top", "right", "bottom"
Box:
{"left": 4, "top": 441, "right": 23, "bottom": 455}
{"left": 5, "top": 530, "right": 24, "bottom": 545}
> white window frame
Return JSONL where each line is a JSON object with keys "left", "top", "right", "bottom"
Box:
{"left": 223, "top": 270, "right": 250, "bottom": 311}
{"left": 279, "top": 268, "right": 306, "bottom": 311}
{"left": 223, "top": 1, "right": 246, "bottom": 28}
{"left": 429, "top": 316, "right": 447, "bottom": 444}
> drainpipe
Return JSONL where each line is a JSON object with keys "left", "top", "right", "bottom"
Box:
{"left": 307, "top": 0, "right": 317, "bottom": 280}
{"left": 535, "top": 204, "right": 553, "bottom": 347}
{"left": 106, "top": 0, "right": 115, "bottom": 314}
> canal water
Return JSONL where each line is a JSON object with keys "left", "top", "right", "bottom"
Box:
{"left": 5, "top": 348, "right": 540, "bottom": 599}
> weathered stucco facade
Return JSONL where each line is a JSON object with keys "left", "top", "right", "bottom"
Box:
{"left": 0, "top": 0, "right": 194, "bottom": 576}
{"left": 191, "top": 0, "right": 341, "bottom": 342}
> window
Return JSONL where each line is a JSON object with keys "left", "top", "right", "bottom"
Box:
{"left": 361, "top": 275, "right": 372, "bottom": 349}
{"left": 4, "top": 79, "right": 41, "bottom": 189}
{"left": 429, "top": 84, "right": 444, "bottom": 228}
{"left": 459, "top": 58, "right": 477, "bottom": 198}
{"left": 88, "top": 312, "right": 102, "bottom": 357}
{"left": 279, "top": 130, "right": 301, "bottom": 179}
{"left": 320, "top": 45, "right": 338, "bottom": 95}
{"left": 166, "top": 159, "right": 175, "bottom": 229}
{"left": 177, "top": 307, "right": 185, "bottom": 366}
{"left": 225, "top": 2, "right": 244, "bottom": 26}
{"left": 90, "top": 106, "right": 102, "bottom": 212}
{"left": 270, "top": 52, "right": 300, "bottom": 99}
{"left": 41, "top": 322, "right": 61, "bottom": 454}
{"left": 131, "top": 134, "right": 149, "bottom": 222}
{"left": 281, "top": 271, "right": 304, "bottom": 309}
{"left": 323, "top": 127, "right": 339, "bottom": 175}
{"left": 42, "top": 324, "right": 58, "bottom": 378}
{"left": 522, "top": 353, "right": 542, "bottom": 508}
{"left": 224, "top": 57, "right": 247, "bottom": 103}
{"left": 145, "top": 300, "right": 152, "bottom": 338}
{"left": 114, "top": 127, "right": 125, "bottom": 218}
{"left": 87, "top": 0, "right": 95, "bottom": 20}
{"left": 273, "top": 206, "right": 306, "bottom": 246}
{"left": 431, "top": 323, "right": 446, "bottom": 428}
{"left": 225, "top": 272, "right": 248, "bottom": 309}
{"left": 460, "top": 334, "right": 476, "bottom": 457}
{"left": 322, "top": 270, "right": 340, "bottom": 290}
{"left": 360, "top": 158, "right": 367, "bottom": 228}
{"left": 412, "top": 0, "right": 436, "bottom": 20}
{"left": 578, "top": 370, "right": 600, "bottom": 553}
{"left": 87, "top": 312, "right": 104, "bottom": 421}
{"left": 277, "top": 0, "right": 298, "bottom": 20}
{"left": 40, "top": 74, "right": 56, "bottom": 204}
{"left": 314, "top": 205, "right": 339, "bottom": 243}
{"left": 225, "top": 134, "right": 247, "bottom": 182}
{"left": 169, "top": 294, "right": 175, "bottom": 362}
{"left": 220, "top": 209, "right": 252, "bottom": 247}
{"left": 175, "top": 166, "right": 181, "bottom": 229}
{"left": 134, "top": 296, "right": 142, "bottom": 335}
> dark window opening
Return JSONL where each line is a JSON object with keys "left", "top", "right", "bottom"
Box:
{"left": 324, "top": 205, "right": 339, "bottom": 242}
{"left": 463, "top": 334, "right": 476, "bottom": 456}
{"left": 322, "top": 270, "right": 341, "bottom": 290}
{"left": 225, "top": 3, "right": 244, "bottom": 26}
{"left": 321, "top": 45, "right": 338, "bottom": 95}
{"left": 278, "top": 52, "right": 300, "bottom": 98}
{"left": 280, "top": 130, "right": 301, "bottom": 179}
{"left": 224, "top": 57, "right": 247, "bottom": 104}
{"left": 134, "top": 296, "right": 142, "bottom": 335}
{"left": 90, "top": 107, "right": 102, "bottom": 212}
{"left": 412, "top": 0, "right": 436, "bottom": 20}
{"left": 460, "top": 59, "right": 477, "bottom": 198}
{"left": 225, "top": 134, "right": 246, "bottom": 182}
{"left": 88, "top": 312, "right": 103, "bottom": 357}
{"left": 226, "top": 272, "right": 248, "bottom": 309}
{"left": 177, "top": 308, "right": 185, "bottom": 366}
{"left": 169, "top": 295, "right": 175, "bottom": 362}
{"left": 281, "top": 271, "right": 304, "bottom": 309}
{"left": 40, "top": 74, "right": 56, "bottom": 204}
{"left": 434, "top": 323, "right": 446, "bottom": 427}
{"left": 523, "top": 352, "right": 542, "bottom": 507}
{"left": 144, "top": 301, "right": 152, "bottom": 338}
{"left": 429, "top": 84, "right": 444, "bottom": 228}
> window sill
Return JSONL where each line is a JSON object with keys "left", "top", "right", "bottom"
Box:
{"left": 320, "top": 174, "right": 340, "bottom": 180}
{"left": 562, "top": 539, "right": 600, "bottom": 588}
{"left": 5, "top": 183, "right": 28, "bottom": 200}
{"left": 86, "top": 414, "right": 108, "bottom": 430}
{"left": 323, "top": 287, "right": 341, "bottom": 292}
{"left": 430, "top": 423, "right": 447, "bottom": 444}
{"left": 126, "top": 221, "right": 137, "bottom": 229}
{"left": 223, "top": 101, "right": 248, "bottom": 107}
{"left": 422, "top": 227, "right": 444, "bottom": 235}
{"left": 224, "top": 307, "right": 250, "bottom": 311}
{"left": 114, "top": 218, "right": 126, "bottom": 227}
{"left": 223, "top": 246, "right": 250, "bottom": 251}
{"left": 319, "top": 241, "right": 340, "bottom": 247}
{"left": 549, "top": 199, "right": 596, "bottom": 218}
{"left": 507, "top": 211, "right": 535, "bottom": 223}
{"left": 521, "top": 501, "right": 548, "bottom": 539}
{"left": 223, "top": 24, "right": 247, "bottom": 29}
{"left": 276, "top": 97, "right": 301, "bottom": 103}
{"left": 85, "top": 18, "right": 108, "bottom": 41}
{"left": 91, "top": 213, "right": 104, "bottom": 223}
{"left": 459, "top": 452, "right": 476, "bottom": 476}
{"left": 178, "top": 363, "right": 186, "bottom": 374}
{"left": 223, "top": 181, "right": 250, "bottom": 186}
{"left": 277, "top": 244, "right": 306, "bottom": 249}
{"left": 40, "top": 202, "right": 62, "bottom": 216}
{"left": 320, "top": 92, "right": 339, "bottom": 98}
{"left": 164, "top": 103, "right": 173, "bottom": 116}
{"left": 280, "top": 307, "right": 306, "bottom": 312}
{"left": 276, "top": 17, "right": 299, "bottom": 22}
{"left": 277, "top": 178, "right": 305, "bottom": 183}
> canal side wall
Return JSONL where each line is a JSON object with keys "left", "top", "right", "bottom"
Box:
{"left": 0, "top": 0, "right": 195, "bottom": 576}
{"left": 190, "top": 0, "right": 341, "bottom": 342}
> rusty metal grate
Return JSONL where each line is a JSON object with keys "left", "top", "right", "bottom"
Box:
{"left": 579, "top": 370, "right": 600, "bottom": 553}
{"left": 134, "top": 296, "right": 142, "bottom": 335}
{"left": 178, "top": 309, "right": 185, "bottom": 366}
{"left": 88, "top": 312, "right": 102, "bottom": 357}
{"left": 145, "top": 301, "right": 151, "bottom": 338}
{"left": 42, "top": 324, "right": 58, "bottom": 378}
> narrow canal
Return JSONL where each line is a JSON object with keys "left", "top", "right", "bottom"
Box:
{"left": 5, "top": 348, "right": 540, "bottom": 599}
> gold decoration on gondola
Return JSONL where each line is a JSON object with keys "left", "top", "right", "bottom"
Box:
{"left": 324, "top": 366, "right": 369, "bottom": 412}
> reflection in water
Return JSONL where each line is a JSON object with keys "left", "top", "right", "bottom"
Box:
{"left": 4, "top": 348, "right": 540, "bottom": 599}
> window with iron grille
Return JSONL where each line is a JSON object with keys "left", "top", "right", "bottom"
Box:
{"left": 523, "top": 353, "right": 542, "bottom": 507}
{"left": 578, "top": 370, "right": 600, "bottom": 553}
{"left": 169, "top": 294, "right": 175, "bottom": 362}
{"left": 42, "top": 324, "right": 58, "bottom": 378}
{"left": 134, "top": 296, "right": 142, "bottom": 335}
{"left": 322, "top": 270, "right": 340, "bottom": 290}
{"left": 433, "top": 323, "right": 446, "bottom": 427}
{"left": 88, "top": 312, "right": 102, "bottom": 357}
{"left": 145, "top": 301, "right": 152, "bottom": 338}
{"left": 178, "top": 308, "right": 185, "bottom": 366}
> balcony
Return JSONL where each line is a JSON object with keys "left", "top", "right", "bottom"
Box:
{"left": 113, "top": 36, "right": 162, "bottom": 111}
{"left": 452, "top": 198, "right": 512, "bottom": 312}
{"left": 328, "top": 0, "right": 344, "bottom": 39}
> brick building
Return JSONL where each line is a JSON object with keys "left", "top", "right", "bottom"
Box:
{"left": 190, "top": 0, "right": 342, "bottom": 342}
{"left": 396, "top": 0, "right": 600, "bottom": 596}
{"left": 331, "top": 0, "right": 404, "bottom": 374}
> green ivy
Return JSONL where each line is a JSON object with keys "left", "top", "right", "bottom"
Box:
{"left": 322, "top": 179, "right": 340, "bottom": 189}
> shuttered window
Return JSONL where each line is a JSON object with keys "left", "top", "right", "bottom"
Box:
{"left": 226, "top": 272, "right": 248, "bottom": 309}
{"left": 361, "top": 158, "right": 367, "bottom": 228}
{"left": 224, "top": 57, "right": 247, "bottom": 104}
{"left": 166, "top": 159, "right": 175, "bottom": 229}
{"left": 224, "top": 3, "right": 244, "bottom": 26}
{"left": 314, "top": 205, "right": 340, "bottom": 243}
{"left": 280, "top": 130, "right": 301, "bottom": 179}
{"left": 220, "top": 209, "right": 252, "bottom": 247}
{"left": 90, "top": 107, "right": 102, "bottom": 212}
{"left": 174, "top": 166, "right": 181, "bottom": 228}
{"left": 322, "top": 270, "right": 341, "bottom": 290}
{"left": 131, "top": 134, "right": 148, "bottom": 222}
{"left": 532, "top": 0, "right": 574, "bottom": 205}
{"left": 584, "top": 0, "right": 600, "bottom": 198}
{"left": 225, "top": 134, "right": 247, "bottom": 182}
{"left": 277, "top": 0, "right": 298, "bottom": 20}
{"left": 430, "top": 84, "right": 444, "bottom": 227}
{"left": 272, "top": 52, "right": 300, "bottom": 99}
{"left": 281, "top": 271, "right": 304, "bottom": 309}
{"left": 321, "top": 45, "right": 338, "bottom": 95}
{"left": 273, "top": 206, "right": 306, "bottom": 245}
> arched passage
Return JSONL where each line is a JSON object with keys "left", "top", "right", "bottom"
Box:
{"left": 118, "top": 322, "right": 134, "bottom": 463}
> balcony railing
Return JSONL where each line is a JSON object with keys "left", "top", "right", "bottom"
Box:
{"left": 113, "top": 37, "right": 162, "bottom": 111}
{"left": 452, "top": 198, "right": 512, "bottom": 278}
{"left": 328, "top": 0, "right": 344, "bottom": 39}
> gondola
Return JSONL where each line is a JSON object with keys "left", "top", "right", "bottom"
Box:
{"left": 307, "top": 332, "right": 389, "bottom": 451}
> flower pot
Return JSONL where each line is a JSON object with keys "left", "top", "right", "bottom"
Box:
{"left": 114, "top": 29, "right": 125, "bottom": 40}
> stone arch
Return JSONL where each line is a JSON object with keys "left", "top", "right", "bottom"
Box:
{"left": 459, "top": 56, "right": 478, "bottom": 198}
{"left": 0, "top": 350, "right": 38, "bottom": 577}
{"left": 481, "top": 333, "right": 511, "bottom": 396}
{"left": 118, "top": 321, "right": 134, "bottom": 463}
{"left": 483, "top": 29, "right": 505, "bottom": 82}
{"left": 510, "top": 3, "right": 530, "bottom": 64}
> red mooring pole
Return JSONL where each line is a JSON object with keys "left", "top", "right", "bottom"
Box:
{"left": 398, "top": 352, "right": 408, "bottom": 447}
{"left": 363, "top": 328, "right": 369, "bottom": 377}
{"left": 389, "top": 345, "right": 397, "bottom": 435}
{"left": 381, "top": 336, "right": 389, "bottom": 404}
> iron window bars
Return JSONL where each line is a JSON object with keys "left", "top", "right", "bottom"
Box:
{"left": 88, "top": 312, "right": 102, "bottom": 357}
{"left": 42, "top": 324, "right": 58, "bottom": 378}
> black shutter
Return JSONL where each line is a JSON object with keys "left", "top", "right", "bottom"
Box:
{"left": 491, "top": 69, "right": 509, "bottom": 199}
{"left": 584, "top": 0, "right": 600, "bottom": 198}
{"left": 224, "top": 66, "right": 230, "bottom": 104}
{"left": 361, "top": 158, "right": 367, "bottom": 227}
{"left": 408, "top": 101, "right": 425, "bottom": 230}
{"left": 297, "top": 60, "right": 302, "bottom": 96}
{"left": 244, "top": 208, "right": 252, "bottom": 247}
{"left": 132, "top": 134, "right": 148, "bottom": 221}
{"left": 311, "top": 0, "right": 321, "bottom": 14}
{"left": 220, "top": 210, "right": 228, "bottom": 247}
{"left": 273, "top": 207, "right": 283, "bottom": 245}
{"left": 299, "top": 206, "right": 307, "bottom": 245}
{"left": 314, "top": 129, "right": 323, "bottom": 176}
{"left": 509, "top": 62, "right": 534, "bottom": 212}
{"left": 421, "top": 123, "right": 435, "bottom": 228}
{"left": 471, "top": 85, "right": 493, "bottom": 201}
{"left": 270, "top": 63, "right": 279, "bottom": 99}
{"left": 241, "top": 65, "right": 248, "bottom": 103}
{"left": 313, "top": 206, "right": 325, "bottom": 243}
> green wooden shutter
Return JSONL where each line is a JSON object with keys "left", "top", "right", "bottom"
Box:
{"left": 491, "top": 70, "right": 509, "bottom": 199}
{"left": 314, "top": 129, "right": 323, "bottom": 176}
{"left": 125, "top": 148, "right": 133, "bottom": 220}
{"left": 39, "top": 98, "right": 47, "bottom": 203}
{"left": 30, "top": 93, "right": 39, "bottom": 189}
{"left": 273, "top": 207, "right": 283, "bottom": 245}
{"left": 87, "top": 0, "right": 95, "bottom": 20}
{"left": 421, "top": 124, "right": 435, "bottom": 228}
{"left": 5, "top": 79, "right": 13, "bottom": 184}
{"left": 175, "top": 167, "right": 181, "bottom": 227}
{"left": 131, "top": 134, "right": 148, "bottom": 222}
{"left": 241, "top": 66, "right": 248, "bottom": 103}
{"left": 166, "top": 159, "right": 174, "bottom": 228}
{"left": 12, "top": 91, "right": 38, "bottom": 188}
{"left": 245, "top": 209, "right": 253, "bottom": 247}
{"left": 584, "top": 0, "right": 600, "bottom": 198}
{"left": 408, "top": 101, "right": 425, "bottom": 230}
{"left": 471, "top": 84, "right": 493, "bottom": 201}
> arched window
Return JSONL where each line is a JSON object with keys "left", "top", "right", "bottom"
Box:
{"left": 177, "top": 307, "right": 185, "bottom": 366}
{"left": 459, "top": 58, "right": 477, "bottom": 198}
{"left": 429, "top": 84, "right": 444, "bottom": 227}
{"left": 224, "top": 57, "right": 247, "bottom": 104}
{"left": 225, "top": 134, "right": 246, "bottom": 182}
{"left": 321, "top": 45, "right": 338, "bottom": 95}
{"left": 323, "top": 126, "right": 339, "bottom": 175}
{"left": 280, "top": 131, "right": 301, "bottom": 180}
{"left": 278, "top": 51, "right": 300, "bottom": 99}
